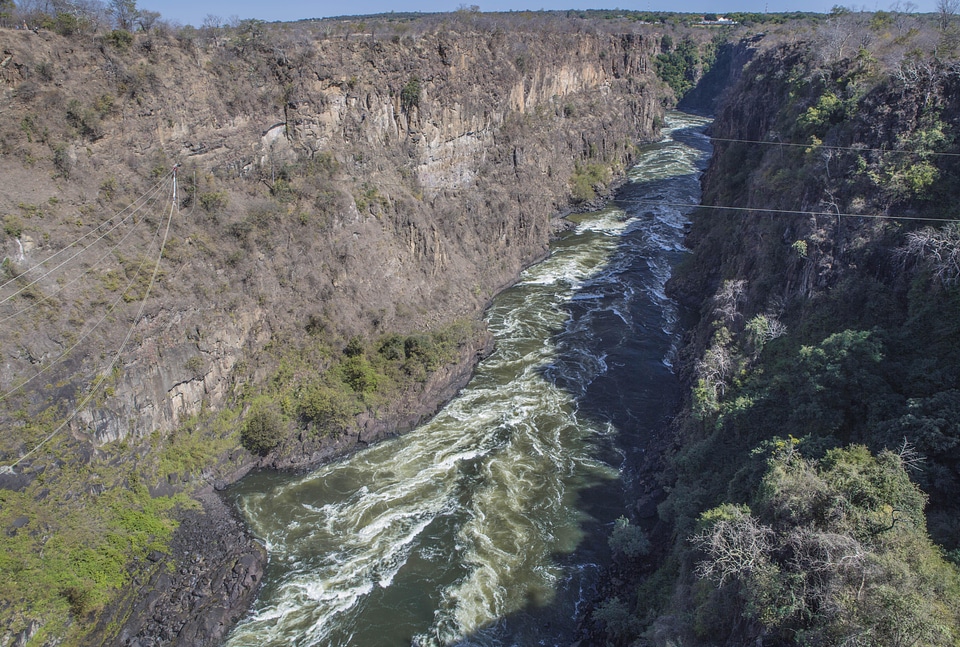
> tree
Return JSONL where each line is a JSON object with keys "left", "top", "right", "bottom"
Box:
{"left": 691, "top": 446, "right": 960, "bottom": 645}
{"left": 940, "top": 0, "right": 960, "bottom": 30}
{"left": 0, "top": 0, "right": 14, "bottom": 26}
{"left": 109, "top": 0, "right": 137, "bottom": 31}
{"left": 136, "top": 9, "right": 160, "bottom": 31}
{"left": 240, "top": 405, "right": 284, "bottom": 456}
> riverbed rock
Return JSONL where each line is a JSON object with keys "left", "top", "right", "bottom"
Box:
{"left": 90, "top": 489, "right": 265, "bottom": 646}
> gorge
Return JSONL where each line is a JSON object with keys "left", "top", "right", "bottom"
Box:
{"left": 2, "top": 8, "right": 960, "bottom": 647}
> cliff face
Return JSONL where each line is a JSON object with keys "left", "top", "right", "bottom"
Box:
{"left": 639, "top": 30, "right": 960, "bottom": 647}
{"left": 0, "top": 25, "right": 659, "bottom": 446}
{"left": 0, "top": 19, "right": 667, "bottom": 645}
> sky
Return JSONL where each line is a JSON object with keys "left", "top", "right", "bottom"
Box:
{"left": 144, "top": 0, "right": 939, "bottom": 28}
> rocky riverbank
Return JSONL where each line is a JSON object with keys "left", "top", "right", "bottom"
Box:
{"left": 90, "top": 327, "right": 494, "bottom": 646}
{"left": 91, "top": 489, "right": 265, "bottom": 647}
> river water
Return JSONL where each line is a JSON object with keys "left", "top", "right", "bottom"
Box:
{"left": 223, "top": 112, "right": 711, "bottom": 647}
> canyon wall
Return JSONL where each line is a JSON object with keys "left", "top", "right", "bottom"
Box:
{"left": 0, "top": 23, "right": 662, "bottom": 449}
{"left": 0, "top": 18, "right": 669, "bottom": 645}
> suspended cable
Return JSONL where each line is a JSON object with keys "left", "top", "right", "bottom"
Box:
{"left": 0, "top": 188, "right": 164, "bottom": 325}
{"left": 0, "top": 174, "right": 172, "bottom": 306}
{"left": 611, "top": 197, "right": 960, "bottom": 223}
{"left": 0, "top": 202, "right": 167, "bottom": 404}
{"left": 708, "top": 136, "right": 960, "bottom": 158}
{"left": 1, "top": 171, "right": 181, "bottom": 472}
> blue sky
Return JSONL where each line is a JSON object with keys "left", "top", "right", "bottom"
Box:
{"left": 145, "top": 0, "right": 939, "bottom": 28}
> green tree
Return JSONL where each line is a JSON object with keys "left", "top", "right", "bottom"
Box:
{"left": 692, "top": 445, "right": 960, "bottom": 645}
{"left": 655, "top": 38, "right": 701, "bottom": 98}
{"left": 240, "top": 405, "right": 284, "bottom": 455}
{"left": 400, "top": 77, "right": 421, "bottom": 111}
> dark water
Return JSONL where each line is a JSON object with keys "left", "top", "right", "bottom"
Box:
{"left": 224, "top": 112, "right": 711, "bottom": 647}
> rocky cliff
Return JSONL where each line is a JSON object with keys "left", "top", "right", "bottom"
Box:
{"left": 1, "top": 22, "right": 659, "bottom": 446}
{"left": 609, "top": 20, "right": 960, "bottom": 647}
{"left": 0, "top": 15, "right": 669, "bottom": 645}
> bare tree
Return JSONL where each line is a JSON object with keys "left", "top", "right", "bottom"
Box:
{"left": 201, "top": 13, "right": 224, "bottom": 46}
{"left": 899, "top": 222, "right": 960, "bottom": 285}
{"left": 693, "top": 510, "right": 775, "bottom": 586}
{"left": 890, "top": 0, "right": 918, "bottom": 37}
{"left": 108, "top": 0, "right": 137, "bottom": 30}
{"left": 136, "top": 9, "right": 160, "bottom": 31}
{"left": 938, "top": 0, "right": 959, "bottom": 31}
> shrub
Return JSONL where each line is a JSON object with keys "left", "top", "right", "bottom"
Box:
{"left": 404, "top": 334, "right": 440, "bottom": 369}
{"left": 344, "top": 335, "right": 366, "bottom": 358}
{"left": 3, "top": 214, "right": 23, "bottom": 238}
{"left": 198, "top": 191, "right": 228, "bottom": 213}
{"left": 378, "top": 334, "right": 406, "bottom": 361}
{"left": 298, "top": 383, "right": 358, "bottom": 433}
{"left": 106, "top": 29, "right": 134, "bottom": 49}
{"left": 338, "top": 356, "right": 382, "bottom": 394}
{"left": 240, "top": 406, "right": 284, "bottom": 455}
{"left": 592, "top": 597, "right": 639, "bottom": 640}
{"left": 65, "top": 99, "right": 102, "bottom": 140}
{"left": 609, "top": 516, "right": 652, "bottom": 559}
{"left": 52, "top": 143, "right": 72, "bottom": 178}
{"left": 569, "top": 162, "right": 610, "bottom": 203}
{"left": 400, "top": 76, "right": 421, "bottom": 111}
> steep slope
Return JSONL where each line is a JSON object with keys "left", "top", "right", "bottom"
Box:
{"left": 0, "top": 16, "right": 668, "bottom": 645}
{"left": 592, "top": 17, "right": 960, "bottom": 647}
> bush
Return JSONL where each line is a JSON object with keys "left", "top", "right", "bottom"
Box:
{"left": 609, "top": 516, "right": 651, "bottom": 559}
{"left": 377, "top": 334, "right": 406, "bottom": 361}
{"left": 569, "top": 162, "right": 610, "bottom": 203}
{"left": 400, "top": 76, "right": 421, "bottom": 111}
{"left": 338, "top": 356, "right": 382, "bottom": 394}
{"left": 298, "top": 383, "right": 358, "bottom": 433}
{"left": 240, "top": 406, "right": 284, "bottom": 455}
{"left": 344, "top": 335, "right": 366, "bottom": 358}
{"left": 106, "top": 29, "right": 134, "bottom": 49}
{"left": 592, "top": 597, "right": 639, "bottom": 640}
{"left": 52, "top": 143, "right": 72, "bottom": 178}
{"left": 199, "top": 191, "right": 228, "bottom": 213}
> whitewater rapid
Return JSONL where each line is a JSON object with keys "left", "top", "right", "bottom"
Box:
{"left": 224, "top": 112, "right": 711, "bottom": 647}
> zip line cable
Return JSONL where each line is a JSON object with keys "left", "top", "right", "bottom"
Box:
{"left": 0, "top": 174, "right": 173, "bottom": 306}
{"left": 0, "top": 192, "right": 170, "bottom": 405}
{"left": 336, "top": 175, "right": 960, "bottom": 224}
{"left": 609, "top": 197, "right": 960, "bottom": 223}
{"left": 0, "top": 173, "right": 170, "bottom": 304}
{"left": 707, "top": 136, "right": 960, "bottom": 158}
{"left": 1, "top": 171, "right": 181, "bottom": 473}
{"left": 0, "top": 186, "right": 166, "bottom": 326}
{"left": 3, "top": 130, "right": 957, "bottom": 470}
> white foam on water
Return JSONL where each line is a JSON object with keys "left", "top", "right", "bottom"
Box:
{"left": 225, "top": 111, "right": 711, "bottom": 647}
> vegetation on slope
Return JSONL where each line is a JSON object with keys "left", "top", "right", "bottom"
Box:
{"left": 595, "top": 9, "right": 960, "bottom": 646}
{"left": 0, "top": 3, "right": 672, "bottom": 643}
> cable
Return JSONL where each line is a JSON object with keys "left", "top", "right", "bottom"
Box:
{"left": 708, "top": 136, "right": 960, "bottom": 158}
{"left": 0, "top": 174, "right": 172, "bottom": 306}
{"left": 610, "top": 197, "right": 960, "bottom": 223}
{"left": 0, "top": 187, "right": 165, "bottom": 325}
{"left": 0, "top": 202, "right": 168, "bottom": 405}
{"left": 1, "top": 172, "right": 180, "bottom": 472}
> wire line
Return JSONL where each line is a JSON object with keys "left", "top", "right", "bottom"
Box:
{"left": 0, "top": 174, "right": 172, "bottom": 306}
{"left": 708, "top": 136, "right": 960, "bottom": 158}
{"left": 1, "top": 173, "right": 180, "bottom": 472}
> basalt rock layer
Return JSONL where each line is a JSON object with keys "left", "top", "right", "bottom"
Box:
{"left": 0, "top": 18, "right": 669, "bottom": 645}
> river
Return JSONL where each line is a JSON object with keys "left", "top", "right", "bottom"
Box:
{"left": 223, "top": 111, "right": 712, "bottom": 647}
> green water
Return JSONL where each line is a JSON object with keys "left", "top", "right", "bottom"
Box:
{"left": 224, "top": 112, "right": 712, "bottom": 646}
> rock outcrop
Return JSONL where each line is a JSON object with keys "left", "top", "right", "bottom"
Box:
{"left": 0, "top": 16, "right": 671, "bottom": 645}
